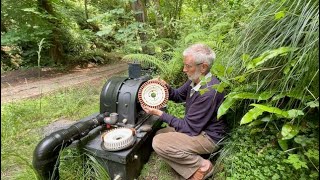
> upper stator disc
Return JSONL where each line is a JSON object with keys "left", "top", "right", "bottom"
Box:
{"left": 138, "top": 80, "right": 169, "bottom": 109}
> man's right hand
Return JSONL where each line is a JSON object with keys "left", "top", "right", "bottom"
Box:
{"left": 151, "top": 76, "right": 168, "bottom": 87}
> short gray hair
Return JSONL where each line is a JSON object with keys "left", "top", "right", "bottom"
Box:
{"left": 182, "top": 43, "right": 216, "bottom": 69}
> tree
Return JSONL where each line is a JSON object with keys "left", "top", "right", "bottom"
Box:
{"left": 131, "top": 0, "right": 148, "bottom": 53}
{"left": 38, "top": 0, "right": 64, "bottom": 64}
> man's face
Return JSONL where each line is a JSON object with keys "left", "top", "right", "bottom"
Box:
{"left": 183, "top": 56, "right": 202, "bottom": 83}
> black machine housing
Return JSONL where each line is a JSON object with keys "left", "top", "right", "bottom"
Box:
{"left": 83, "top": 63, "right": 162, "bottom": 180}
{"left": 32, "top": 63, "right": 163, "bottom": 180}
{"left": 100, "top": 76, "right": 149, "bottom": 126}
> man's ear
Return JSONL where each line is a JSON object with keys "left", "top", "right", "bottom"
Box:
{"left": 201, "top": 63, "right": 209, "bottom": 73}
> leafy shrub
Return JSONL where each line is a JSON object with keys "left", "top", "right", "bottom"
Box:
{"left": 215, "top": 125, "right": 319, "bottom": 180}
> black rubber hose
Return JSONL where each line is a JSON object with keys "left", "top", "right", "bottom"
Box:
{"left": 32, "top": 113, "right": 105, "bottom": 180}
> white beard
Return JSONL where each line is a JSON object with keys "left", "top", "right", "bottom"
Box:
{"left": 187, "top": 69, "right": 201, "bottom": 83}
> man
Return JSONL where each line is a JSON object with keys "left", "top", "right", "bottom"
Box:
{"left": 142, "top": 43, "right": 226, "bottom": 180}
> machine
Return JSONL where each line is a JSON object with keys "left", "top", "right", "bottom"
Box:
{"left": 32, "top": 63, "right": 169, "bottom": 180}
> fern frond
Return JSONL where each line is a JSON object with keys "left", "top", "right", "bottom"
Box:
{"left": 122, "top": 54, "right": 168, "bottom": 74}
{"left": 148, "top": 39, "right": 174, "bottom": 49}
{"left": 184, "top": 32, "right": 208, "bottom": 45}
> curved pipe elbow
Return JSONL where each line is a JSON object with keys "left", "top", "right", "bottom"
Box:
{"left": 32, "top": 113, "right": 105, "bottom": 179}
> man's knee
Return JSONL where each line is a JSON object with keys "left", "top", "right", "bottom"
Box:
{"left": 152, "top": 133, "right": 168, "bottom": 154}
{"left": 155, "top": 126, "right": 175, "bottom": 136}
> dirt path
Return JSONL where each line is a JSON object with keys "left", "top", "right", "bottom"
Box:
{"left": 1, "top": 63, "right": 128, "bottom": 104}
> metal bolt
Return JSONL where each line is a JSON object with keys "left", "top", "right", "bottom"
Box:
{"left": 134, "top": 155, "right": 138, "bottom": 159}
{"left": 122, "top": 119, "right": 127, "bottom": 124}
{"left": 113, "top": 174, "right": 121, "bottom": 180}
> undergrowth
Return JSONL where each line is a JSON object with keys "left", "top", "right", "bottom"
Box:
{"left": 214, "top": 117, "right": 319, "bottom": 180}
{"left": 1, "top": 82, "right": 102, "bottom": 180}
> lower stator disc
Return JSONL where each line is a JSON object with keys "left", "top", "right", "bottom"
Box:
{"left": 138, "top": 80, "right": 169, "bottom": 109}
{"left": 101, "top": 127, "right": 136, "bottom": 151}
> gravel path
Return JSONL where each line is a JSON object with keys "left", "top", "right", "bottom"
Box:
{"left": 1, "top": 63, "right": 128, "bottom": 104}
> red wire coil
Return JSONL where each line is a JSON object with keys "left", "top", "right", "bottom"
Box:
{"left": 138, "top": 80, "right": 169, "bottom": 109}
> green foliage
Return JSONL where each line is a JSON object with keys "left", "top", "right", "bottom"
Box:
{"left": 1, "top": 83, "right": 101, "bottom": 179}
{"left": 215, "top": 125, "right": 318, "bottom": 180}
{"left": 245, "top": 47, "right": 298, "bottom": 70}
{"left": 167, "top": 101, "right": 185, "bottom": 119}
{"left": 59, "top": 149, "right": 110, "bottom": 180}
{"left": 122, "top": 44, "right": 187, "bottom": 86}
{"left": 284, "top": 154, "right": 308, "bottom": 170}
{"left": 281, "top": 123, "right": 299, "bottom": 140}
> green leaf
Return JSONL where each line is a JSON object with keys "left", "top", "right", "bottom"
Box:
{"left": 211, "top": 63, "right": 225, "bottom": 77}
{"left": 217, "top": 97, "right": 236, "bottom": 119}
{"left": 284, "top": 154, "right": 308, "bottom": 170}
{"left": 304, "top": 149, "right": 319, "bottom": 160}
{"left": 248, "top": 119, "right": 265, "bottom": 127}
{"left": 96, "top": 25, "right": 114, "bottom": 36}
{"left": 274, "top": 11, "right": 285, "bottom": 20}
{"left": 199, "top": 88, "right": 209, "bottom": 95}
{"left": 240, "top": 107, "right": 264, "bottom": 125}
{"left": 212, "top": 82, "right": 228, "bottom": 93}
{"left": 246, "top": 47, "right": 298, "bottom": 70}
{"left": 287, "top": 109, "right": 304, "bottom": 118}
{"left": 241, "top": 53, "right": 250, "bottom": 62}
{"left": 199, "top": 75, "right": 206, "bottom": 82}
{"left": 22, "top": 8, "right": 41, "bottom": 15}
{"left": 278, "top": 139, "right": 288, "bottom": 150}
{"left": 294, "top": 135, "right": 310, "bottom": 147}
{"left": 306, "top": 100, "right": 319, "bottom": 108}
{"left": 251, "top": 104, "right": 289, "bottom": 117}
{"left": 283, "top": 65, "right": 291, "bottom": 75}
{"left": 226, "top": 67, "right": 234, "bottom": 74}
{"left": 250, "top": 128, "right": 263, "bottom": 134}
{"left": 271, "top": 93, "right": 286, "bottom": 101}
{"left": 234, "top": 75, "right": 246, "bottom": 83}
{"left": 258, "top": 92, "right": 275, "bottom": 101}
{"left": 231, "top": 92, "right": 260, "bottom": 99}
{"left": 200, "top": 81, "right": 207, "bottom": 86}
{"left": 281, "top": 123, "right": 299, "bottom": 140}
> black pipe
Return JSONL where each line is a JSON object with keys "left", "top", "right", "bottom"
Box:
{"left": 32, "top": 113, "right": 105, "bottom": 180}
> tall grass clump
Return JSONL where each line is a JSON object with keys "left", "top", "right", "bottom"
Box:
{"left": 213, "top": 0, "right": 319, "bottom": 178}
{"left": 59, "top": 149, "right": 110, "bottom": 180}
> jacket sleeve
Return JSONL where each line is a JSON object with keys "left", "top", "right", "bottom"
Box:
{"left": 167, "top": 80, "right": 191, "bottom": 103}
{"left": 160, "top": 91, "right": 219, "bottom": 136}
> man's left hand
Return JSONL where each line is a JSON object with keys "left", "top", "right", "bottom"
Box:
{"left": 142, "top": 105, "right": 163, "bottom": 117}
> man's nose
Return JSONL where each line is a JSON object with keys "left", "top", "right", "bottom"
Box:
{"left": 183, "top": 66, "right": 187, "bottom": 72}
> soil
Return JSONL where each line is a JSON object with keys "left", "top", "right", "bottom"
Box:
{"left": 1, "top": 63, "right": 128, "bottom": 104}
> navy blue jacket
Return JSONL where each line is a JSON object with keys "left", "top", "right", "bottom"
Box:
{"left": 160, "top": 77, "right": 227, "bottom": 144}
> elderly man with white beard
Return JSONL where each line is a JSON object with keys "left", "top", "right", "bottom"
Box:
{"left": 142, "top": 43, "right": 227, "bottom": 180}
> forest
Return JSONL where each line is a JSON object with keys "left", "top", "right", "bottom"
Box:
{"left": 1, "top": 0, "right": 319, "bottom": 179}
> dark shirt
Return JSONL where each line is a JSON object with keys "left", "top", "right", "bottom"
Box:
{"left": 159, "top": 76, "right": 227, "bottom": 144}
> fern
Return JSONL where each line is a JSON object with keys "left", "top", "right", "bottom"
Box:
{"left": 122, "top": 53, "right": 170, "bottom": 76}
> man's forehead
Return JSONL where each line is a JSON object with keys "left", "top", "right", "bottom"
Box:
{"left": 183, "top": 56, "right": 194, "bottom": 64}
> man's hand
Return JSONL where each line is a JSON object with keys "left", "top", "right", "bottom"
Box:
{"left": 152, "top": 76, "right": 168, "bottom": 87}
{"left": 142, "top": 105, "right": 163, "bottom": 117}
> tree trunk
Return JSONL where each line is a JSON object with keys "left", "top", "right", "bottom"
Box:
{"left": 177, "top": 0, "right": 184, "bottom": 19}
{"left": 1, "top": 21, "right": 7, "bottom": 33}
{"left": 38, "top": 0, "right": 64, "bottom": 65}
{"left": 84, "top": 0, "right": 89, "bottom": 20}
{"left": 131, "top": 0, "right": 148, "bottom": 53}
{"left": 173, "top": 0, "right": 183, "bottom": 20}
{"left": 154, "top": 0, "right": 165, "bottom": 37}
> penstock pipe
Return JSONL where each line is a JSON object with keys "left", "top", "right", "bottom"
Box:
{"left": 32, "top": 113, "right": 105, "bottom": 180}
